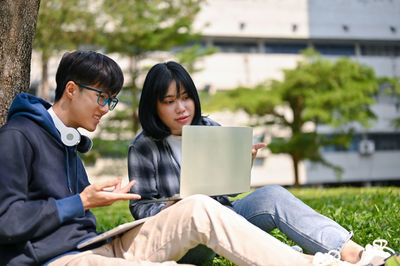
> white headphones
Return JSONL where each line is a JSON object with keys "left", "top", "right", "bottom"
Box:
{"left": 48, "top": 107, "right": 81, "bottom": 146}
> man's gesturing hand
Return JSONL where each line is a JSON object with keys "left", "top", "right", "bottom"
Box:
{"left": 80, "top": 178, "right": 141, "bottom": 210}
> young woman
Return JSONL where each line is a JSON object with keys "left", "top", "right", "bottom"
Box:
{"left": 128, "top": 61, "right": 392, "bottom": 265}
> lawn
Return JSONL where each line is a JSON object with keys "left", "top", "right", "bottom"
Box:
{"left": 91, "top": 186, "right": 400, "bottom": 265}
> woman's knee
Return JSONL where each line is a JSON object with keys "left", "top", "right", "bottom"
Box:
{"left": 253, "top": 185, "right": 290, "bottom": 201}
{"left": 234, "top": 185, "right": 294, "bottom": 214}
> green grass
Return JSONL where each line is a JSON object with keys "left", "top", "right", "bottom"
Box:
{"left": 92, "top": 187, "right": 400, "bottom": 265}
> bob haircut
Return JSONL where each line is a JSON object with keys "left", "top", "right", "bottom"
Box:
{"left": 139, "top": 61, "right": 202, "bottom": 140}
{"left": 54, "top": 51, "right": 124, "bottom": 102}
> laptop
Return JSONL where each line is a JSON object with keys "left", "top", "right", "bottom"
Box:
{"left": 139, "top": 125, "right": 253, "bottom": 203}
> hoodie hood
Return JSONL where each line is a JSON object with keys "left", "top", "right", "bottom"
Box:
{"left": 7, "top": 93, "right": 60, "bottom": 141}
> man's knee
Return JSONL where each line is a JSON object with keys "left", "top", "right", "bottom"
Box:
{"left": 180, "top": 194, "right": 217, "bottom": 210}
{"left": 178, "top": 195, "right": 222, "bottom": 221}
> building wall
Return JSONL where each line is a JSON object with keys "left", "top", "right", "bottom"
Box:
{"left": 195, "top": 0, "right": 400, "bottom": 39}
{"left": 193, "top": 0, "right": 400, "bottom": 186}
{"left": 308, "top": 0, "right": 400, "bottom": 40}
{"left": 195, "top": 0, "right": 309, "bottom": 38}
{"left": 305, "top": 151, "right": 400, "bottom": 183}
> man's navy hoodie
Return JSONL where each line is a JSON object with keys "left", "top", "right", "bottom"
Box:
{"left": 0, "top": 93, "right": 98, "bottom": 265}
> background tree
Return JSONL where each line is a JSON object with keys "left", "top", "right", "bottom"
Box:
{"left": 81, "top": 0, "right": 214, "bottom": 164}
{"left": 34, "top": 0, "right": 97, "bottom": 101}
{"left": 100, "top": 0, "right": 206, "bottom": 133}
{"left": 202, "top": 49, "right": 381, "bottom": 187}
{"left": 381, "top": 77, "right": 400, "bottom": 129}
{"left": 0, "top": 0, "right": 41, "bottom": 126}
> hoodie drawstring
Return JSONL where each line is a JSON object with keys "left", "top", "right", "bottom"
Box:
{"left": 65, "top": 147, "right": 73, "bottom": 194}
{"left": 65, "top": 147, "right": 80, "bottom": 194}
{"left": 75, "top": 154, "right": 79, "bottom": 193}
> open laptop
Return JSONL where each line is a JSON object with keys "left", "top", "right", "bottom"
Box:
{"left": 139, "top": 125, "right": 253, "bottom": 203}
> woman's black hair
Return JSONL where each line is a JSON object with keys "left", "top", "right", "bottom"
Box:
{"left": 139, "top": 61, "right": 202, "bottom": 140}
{"left": 54, "top": 51, "right": 124, "bottom": 102}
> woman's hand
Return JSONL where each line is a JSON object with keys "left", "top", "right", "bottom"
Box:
{"left": 252, "top": 143, "right": 267, "bottom": 166}
{"left": 80, "top": 178, "right": 141, "bottom": 210}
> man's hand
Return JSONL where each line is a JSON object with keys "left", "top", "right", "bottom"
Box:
{"left": 252, "top": 143, "right": 267, "bottom": 165}
{"left": 80, "top": 178, "right": 141, "bottom": 210}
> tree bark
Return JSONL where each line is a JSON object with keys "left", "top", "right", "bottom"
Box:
{"left": 291, "top": 153, "right": 301, "bottom": 188}
{"left": 0, "top": 0, "right": 41, "bottom": 126}
{"left": 40, "top": 53, "right": 49, "bottom": 101}
{"left": 129, "top": 55, "right": 141, "bottom": 133}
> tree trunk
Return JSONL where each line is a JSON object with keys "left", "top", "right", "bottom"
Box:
{"left": 40, "top": 53, "right": 49, "bottom": 101}
{"left": 0, "top": 0, "right": 41, "bottom": 126}
{"left": 291, "top": 153, "right": 301, "bottom": 188}
{"left": 129, "top": 55, "right": 140, "bottom": 133}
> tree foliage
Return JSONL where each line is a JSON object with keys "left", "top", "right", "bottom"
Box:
{"left": 379, "top": 77, "right": 400, "bottom": 129}
{"left": 31, "top": 0, "right": 213, "bottom": 162}
{"left": 203, "top": 49, "right": 381, "bottom": 187}
{"left": 77, "top": 0, "right": 213, "bottom": 163}
{"left": 99, "top": 0, "right": 206, "bottom": 134}
{"left": 34, "top": 0, "right": 97, "bottom": 100}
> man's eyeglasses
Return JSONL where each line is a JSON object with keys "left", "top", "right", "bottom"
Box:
{"left": 75, "top": 82, "right": 119, "bottom": 111}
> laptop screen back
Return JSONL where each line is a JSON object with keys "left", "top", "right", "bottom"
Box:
{"left": 180, "top": 126, "right": 253, "bottom": 198}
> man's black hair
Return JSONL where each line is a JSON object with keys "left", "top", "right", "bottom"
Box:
{"left": 54, "top": 51, "right": 124, "bottom": 102}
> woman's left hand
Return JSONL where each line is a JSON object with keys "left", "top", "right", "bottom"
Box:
{"left": 252, "top": 143, "right": 267, "bottom": 165}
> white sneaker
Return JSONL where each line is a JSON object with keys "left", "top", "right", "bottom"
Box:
{"left": 313, "top": 250, "right": 354, "bottom": 266}
{"left": 356, "top": 239, "right": 394, "bottom": 266}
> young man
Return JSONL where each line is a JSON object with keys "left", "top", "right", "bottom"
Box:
{"left": 0, "top": 50, "right": 321, "bottom": 266}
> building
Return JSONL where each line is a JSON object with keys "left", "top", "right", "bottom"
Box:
{"left": 190, "top": 0, "right": 400, "bottom": 186}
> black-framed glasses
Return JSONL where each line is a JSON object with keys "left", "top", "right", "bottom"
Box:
{"left": 75, "top": 82, "right": 119, "bottom": 111}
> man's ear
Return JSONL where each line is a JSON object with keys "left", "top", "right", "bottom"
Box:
{"left": 64, "top": 81, "right": 78, "bottom": 100}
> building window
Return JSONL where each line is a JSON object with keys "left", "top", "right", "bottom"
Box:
{"left": 369, "top": 133, "right": 400, "bottom": 151}
{"left": 264, "top": 43, "right": 307, "bottom": 54}
{"left": 360, "top": 44, "right": 400, "bottom": 57}
{"left": 322, "top": 133, "right": 400, "bottom": 152}
{"left": 214, "top": 41, "right": 259, "bottom": 53}
{"left": 253, "top": 157, "right": 265, "bottom": 167}
{"left": 314, "top": 44, "right": 355, "bottom": 56}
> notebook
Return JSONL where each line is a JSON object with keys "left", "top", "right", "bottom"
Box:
{"left": 77, "top": 217, "right": 150, "bottom": 249}
{"left": 138, "top": 125, "right": 253, "bottom": 203}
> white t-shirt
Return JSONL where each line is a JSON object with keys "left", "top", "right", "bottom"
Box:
{"left": 166, "top": 135, "right": 182, "bottom": 166}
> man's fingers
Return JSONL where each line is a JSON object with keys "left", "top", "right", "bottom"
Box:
{"left": 102, "top": 191, "right": 141, "bottom": 201}
{"left": 115, "top": 178, "right": 123, "bottom": 190}
{"left": 112, "top": 180, "right": 136, "bottom": 193}
{"left": 95, "top": 179, "right": 121, "bottom": 191}
{"left": 121, "top": 180, "right": 136, "bottom": 192}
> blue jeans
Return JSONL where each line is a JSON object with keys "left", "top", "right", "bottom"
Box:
{"left": 231, "top": 185, "right": 353, "bottom": 254}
